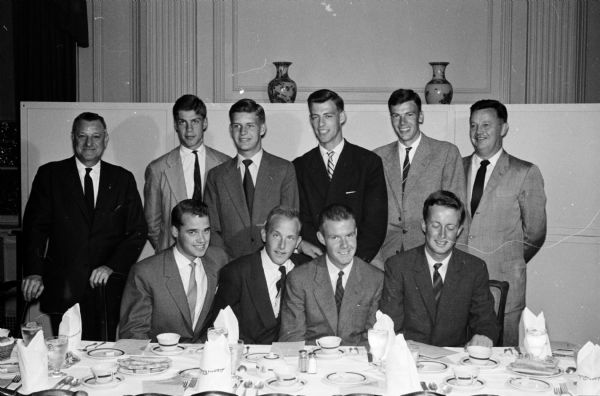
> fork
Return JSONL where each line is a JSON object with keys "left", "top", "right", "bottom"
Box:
{"left": 554, "top": 385, "right": 562, "bottom": 395}
{"left": 560, "top": 383, "right": 574, "bottom": 396}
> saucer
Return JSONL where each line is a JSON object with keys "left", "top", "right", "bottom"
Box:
{"left": 178, "top": 367, "right": 200, "bottom": 378}
{"left": 417, "top": 360, "right": 448, "bottom": 373}
{"left": 460, "top": 356, "right": 500, "bottom": 369}
{"left": 87, "top": 348, "right": 125, "bottom": 359}
{"left": 118, "top": 366, "right": 169, "bottom": 376}
{"left": 151, "top": 345, "right": 186, "bottom": 356}
{"left": 314, "top": 348, "right": 345, "bottom": 360}
{"left": 324, "top": 371, "right": 368, "bottom": 386}
{"left": 82, "top": 374, "right": 124, "bottom": 389}
{"left": 443, "top": 376, "right": 486, "bottom": 391}
{"left": 507, "top": 377, "right": 551, "bottom": 392}
{"left": 244, "top": 352, "right": 269, "bottom": 362}
{"left": 266, "top": 377, "right": 306, "bottom": 392}
{"left": 507, "top": 363, "right": 563, "bottom": 378}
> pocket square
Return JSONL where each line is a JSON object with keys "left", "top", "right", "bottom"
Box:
{"left": 346, "top": 191, "right": 357, "bottom": 195}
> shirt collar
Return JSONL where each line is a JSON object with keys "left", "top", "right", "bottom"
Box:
{"left": 236, "top": 149, "right": 263, "bottom": 168}
{"left": 75, "top": 157, "right": 101, "bottom": 172}
{"left": 319, "top": 139, "right": 345, "bottom": 157}
{"left": 325, "top": 254, "right": 353, "bottom": 277}
{"left": 260, "top": 248, "right": 294, "bottom": 273}
{"left": 180, "top": 144, "right": 205, "bottom": 156}
{"left": 473, "top": 147, "right": 503, "bottom": 168}
{"left": 173, "top": 245, "right": 201, "bottom": 269}
{"left": 398, "top": 131, "right": 422, "bottom": 151}
{"left": 424, "top": 247, "right": 452, "bottom": 268}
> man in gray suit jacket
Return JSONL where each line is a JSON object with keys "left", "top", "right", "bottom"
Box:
{"left": 280, "top": 204, "right": 383, "bottom": 346}
{"left": 464, "top": 99, "right": 547, "bottom": 346}
{"left": 144, "top": 94, "right": 230, "bottom": 252}
{"left": 120, "top": 200, "right": 227, "bottom": 342}
{"left": 374, "top": 89, "right": 466, "bottom": 266}
{"left": 205, "top": 99, "right": 299, "bottom": 260}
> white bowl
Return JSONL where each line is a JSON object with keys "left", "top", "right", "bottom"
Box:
{"left": 156, "top": 332, "right": 180, "bottom": 352}
{"left": 316, "top": 336, "right": 342, "bottom": 354}
{"left": 466, "top": 345, "right": 493, "bottom": 365}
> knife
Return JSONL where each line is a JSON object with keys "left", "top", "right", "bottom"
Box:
{"left": 420, "top": 381, "right": 428, "bottom": 391}
{"left": 52, "top": 376, "right": 73, "bottom": 389}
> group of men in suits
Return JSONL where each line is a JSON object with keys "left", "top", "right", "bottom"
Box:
{"left": 22, "top": 87, "right": 546, "bottom": 348}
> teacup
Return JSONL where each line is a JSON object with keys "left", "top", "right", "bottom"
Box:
{"left": 466, "top": 345, "right": 492, "bottom": 365}
{"left": 316, "top": 336, "right": 342, "bottom": 354}
{"left": 156, "top": 332, "right": 180, "bottom": 352}
{"left": 453, "top": 365, "right": 479, "bottom": 386}
{"left": 273, "top": 364, "right": 298, "bottom": 386}
{"left": 91, "top": 363, "right": 117, "bottom": 384}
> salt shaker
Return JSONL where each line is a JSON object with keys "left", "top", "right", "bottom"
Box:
{"left": 307, "top": 351, "right": 317, "bottom": 373}
{"left": 298, "top": 349, "right": 308, "bottom": 373}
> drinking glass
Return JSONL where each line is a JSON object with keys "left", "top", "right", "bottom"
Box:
{"left": 229, "top": 340, "right": 244, "bottom": 372}
{"left": 21, "top": 321, "right": 43, "bottom": 346}
{"left": 46, "top": 335, "right": 68, "bottom": 377}
{"left": 525, "top": 328, "right": 547, "bottom": 360}
{"left": 207, "top": 327, "right": 228, "bottom": 342}
{"left": 368, "top": 328, "right": 388, "bottom": 367}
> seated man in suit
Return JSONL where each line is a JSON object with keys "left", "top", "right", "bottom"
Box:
{"left": 213, "top": 206, "right": 308, "bottom": 344}
{"left": 380, "top": 190, "right": 499, "bottom": 347}
{"left": 119, "top": 199, "right": 228, "bottom": 342}
{"left": 280, "top": 204, "right": 383, "bottom": 345}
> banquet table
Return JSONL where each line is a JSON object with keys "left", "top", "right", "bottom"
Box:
{"left": 3, "top": 342, "right": 580, "bottom": 396}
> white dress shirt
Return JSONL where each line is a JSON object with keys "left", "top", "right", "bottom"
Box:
{"left": 260, "top": 249, "right": 295, "bottom": 317}
{"left": 173, "top": 246, "right": 207, "bottom": 328}
{"left": 75, "top": 158, "right": 100, "bottom": 206}
{"left": 237, "top": 149, "right": 263, "bottom": 186}
{"left": 326, "top": 255, "right": 353, "bottom": 293}
{"left": 397, "top": 132, "right": 422, "bottom": 166}
{"left": 424, "top": 248, "right": 452, "bottom": 283}
{"left": 469, "top": 148, "right": 503, "bottom": 196}
{"left": 319, "top": 139, "right": 345, "bottom": 174}
{"left": 180, "top": 144, "right": 206, "bottom": 198}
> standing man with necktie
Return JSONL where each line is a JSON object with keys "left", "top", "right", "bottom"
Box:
{"left": 22, "top": 112, "right": 147, "bottom": 340}
{"left": 373, "top": 89, "right": 466, "bottom": 268}
{"left": 119, "top": 200, "right": 227, "bottom": 342}
{"left": 204, "top": 99, "right": 299, "bottom": 260}
{"left": 279, "top": 204, "right": 383, "bottom": 345}
{"left": 293, "top": 89, "right": 387, "bottom": 263}
{"left": 464, "top": 99, "right": 547, "bottom": 346}
{"left": 144, "top": 94, "right": 230, "bottom": 253}
{"left": 213, "top": 206, "right": 307, "bottom": 344}
{"left": 380, "top": 191, "right": 498, "bottom": 347}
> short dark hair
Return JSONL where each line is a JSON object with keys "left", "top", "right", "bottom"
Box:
{"left": 422, "top": 190, "right": 466, "bottom": 226}
{"left": 171, "top": 199, "right": 210, "bottom": 228}
{"left": 229, "top": 98, "right": 266, "bottom": 124}
{"left": 388, "top": 89, "right": 422, "bottom": 112}
{"left": 307, "top": 89, "right": 344, "bottom": 112}
{"left": 318, "top": 204, "right": 355, "bottom": 231}
{"left": 470, "top": 99, "right": 508, "bottom": 123}
{"left": 265, "top": 206, "right": 301, "bottom": 233}
{"left": 72, "top": 112, "right": 106, "bottom": 133}
{"left": 173, "top": 94, "right": 207, "bottom": 120}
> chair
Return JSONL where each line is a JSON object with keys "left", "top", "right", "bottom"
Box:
{"left": 97, "top": 272, "right": 126, "bottom": 341}
{"left": 489, "top": 279, "right": 509, "bottom": 346}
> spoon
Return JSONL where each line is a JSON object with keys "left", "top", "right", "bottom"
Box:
{"left": 254, "top": 381, "right": 264, "bottom": 391}
{"left": 566, "top": 366, "right": 577, "bottom": 374}
{"left": 439, "top": 383, "right": 452, "bottom": 394}
{"left": 428, "top": 382, "right": 438, "bottom": 391}
{"left": 243, "top": 380, "right": 254, "bottom": 396}
{"left": 69, "top": 377, "right": 82, "bottom": 388}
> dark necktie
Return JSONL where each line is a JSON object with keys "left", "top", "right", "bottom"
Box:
{"left": 187, "top": 261, "right": 197, "bottom": 322}
{"left": 402, "top": 147, "right": 412, "bottom": 194}
{"left": 470, "top": 159, "right": 490, "bottom": 214}
{"left": 84, "top": 167, "right": 94, "bottom": 213}
{"left": 276, "top": 265, "right": 287, "bottom": 296}
{"left": 432, "top": 263, "right": 443, "bottom": 304}
{"left": 192, "top": 150, "right": 202, "bottom": 202}
{"left": 326, "top": 151, "right": 335, "bottom": 180}
{"left": 242, "top": 159, "right": 254, "bottom": 215}
{"left": 335, "top": 271, "right": 344, "bottom": 313}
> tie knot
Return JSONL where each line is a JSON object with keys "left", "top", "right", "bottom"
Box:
{"left": 327, "top": 151, "right": 334, "bottom": 159}
{"left": 242, "top": 159, "right": 253, "bottom": 168}
{"left": 85, "top": 168, "right": 92, "bottom": 175}
{"left": 480, "top": 159, "right": 490, "bottom": 167}
{"left": 192, "top": 150, "right": 198, "bottom": 155}
{"left": 434, "top": 263, "right": 442, "bottom": 271}
{"left": 279, "top": 266, "right": 286, "bottom": 276}
{"left": 405, "top": 147, "right": 412, "bottom": 154}
{"left": 338, "top": 270, "right": 344, "bottom": 278}
{"left": 190, "top": 260, "right": 196, "bottom": 268}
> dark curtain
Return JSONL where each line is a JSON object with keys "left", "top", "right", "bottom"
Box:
{"left": 14, "top": 0, "right": 88, "bottom": 103}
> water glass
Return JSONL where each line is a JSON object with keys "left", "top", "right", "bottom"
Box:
{"left": 21, "top": 321, "right": 43, "bottom": 346}
{"left": 46, "top": 335, "right": 68, "bottom": 377}
{"left": 525, "top": 328, "right": 547, "bottom": 359}
{"left": 229, "top": 340, "right": 244, "bottom": 372}
{"left": 368, "top": 328, "right": 388, "bottom": 367}
{"left": 207, "top": 327, "right": 228, "bottom": 342}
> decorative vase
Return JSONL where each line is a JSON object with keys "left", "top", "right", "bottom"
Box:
{"left": 424, "top": 62, "right": 453, "bottom": 104}
{"left": 268, "top": 61, "right": 297, "bottom": 103}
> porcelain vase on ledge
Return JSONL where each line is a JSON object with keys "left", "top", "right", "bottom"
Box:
{"left": 424, "top": 62, "right": 453, "bottom": 104}
{"left": 268, "top": 61, "right": 297, "bottom": 103}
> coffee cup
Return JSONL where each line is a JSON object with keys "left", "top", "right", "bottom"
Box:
{"left": 273, "top": 364, "right": 298, "bottom": 386}
{"left": 91, "top": 363, "right": 117, "bottom": 384}
{"left": 466, "top": 345, "right": 492, "bottom": 365}
{"left": 453, "top": 365, "right": 479, "bottom": 386}
{"left": 316, "top": 336, "right": 342, "bottom": 354}
{"left": 156, "top": 332, "right": 180, "bottom": 352}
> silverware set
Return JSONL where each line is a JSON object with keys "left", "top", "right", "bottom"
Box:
{"left": 0, "top": 374, "right": 21, "bottom": 395}
{"left": 78, "top": 341, "right": 106, "bottom": 352}
{"left": 183, "top": 376, "right": 197, "bottom": 391}
{"left": 553, "top": 383, "right": 574, "bottom": 396}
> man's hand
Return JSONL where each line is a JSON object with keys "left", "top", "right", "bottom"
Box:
{"left": 298, "top": 240, "right": 323, "bottom": 258}
{"left": 22, "top": 275, "right": 44, "bottom": 302}
{"left": 466, "top": 334, "right": 494, "bottom": 348}
{"left": 89, "top": 265, "right": 114, "bottom": 288}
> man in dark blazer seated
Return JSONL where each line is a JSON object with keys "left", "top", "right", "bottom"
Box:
{"left": 213, "top": 206, "right": 307, "bottom": 344}
{"left": 279, "top": 204, "right": 383, "bottom": 345}
{"left": 119, "top": 200, "right": 227, "bottom": 342}
{"left": 22, "top": 112, "right": 147, "bottom": 340}
{"left": 380, "top": 191, "right": 499, "bottom": 347}
{"left": 293, "top": 89, "right": 387, "bottom": 263}
{"left": 205, "top": 99, "right": 299, "bottom": 260}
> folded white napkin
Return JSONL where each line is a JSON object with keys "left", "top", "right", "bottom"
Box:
{"left": 0, "top": 328, "right": 9, "bottom": 337}
{"left": 58, "top": 303, "right": 82, "bottom": 353}
{"left": 195, "top": 334, "right": 231, "bottom": 393}
{"left": 519, "top": 307, "right": 552, "bottom": 359}
{"left": 213, "top": 306, "right": 239, "bottom": 344}
{"left": 373, "top": 310, "right": 395, "bottom": 360}
{"left": 16, "top": 331, "right": 48, "bottom": 394}
{"left": 385, "top": 333, "right": 420, "bottom": 396}
{"left": 577, "top": 341, "right": 600, "bottom": 395}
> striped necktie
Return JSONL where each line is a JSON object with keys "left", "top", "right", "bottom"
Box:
{"left": 327, "top": 151, "right": 335, "bottom": 180}
{"left": 187, "top": 261, "right": 197, "bottom": 323}
{"left": 335, "top": 271, "right": 344, "bottom": 313}
{"left": 401, "top": 147, "right": 412, "bottom": 194}
{"left": 432, "top": 263, "right": 443, "bottom": 304}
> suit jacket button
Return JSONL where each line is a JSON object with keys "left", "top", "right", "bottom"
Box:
{"left": 402, "top": 229, "right": 408, "bottom": 234}
{"left": 398, "top": 216, "right": 402, "bottom": 221}
{"left": 469, "top": 235, "right": 474, "bottom": 240}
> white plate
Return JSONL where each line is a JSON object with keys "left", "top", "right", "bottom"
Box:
{"left": 118, "top": 366, "right": 169, "bottom": 376}
{"left": 178, "top": 367, "right": 200, "bottom": 378}
{"left": 244, "top": 352, "right": 269, "bottom": 362}
{"left": 460, "top": 356, "right": 500, "bottom": 369}
{"left": 507, "top": 377, "right": 551, "bottom": 392}
{"left": 443, "top": 376, "right": 486, "bottom": 391}
{"left": 314, "top": 348, "right": 345, "bottom": 360}
{"left": 82, "top": 374, "right": 125, "bottom": 389}
{"left": 417, "top": 360, "right": 448, "bottom": 373}
{"left": 151, "top": 345, "right": 186, "bottom": 356}
{"left": 87, "top": 348, "right": 125, "bottom": 359}
{"left": 266, "top": 377, "right": 307, "bottom": 392}
{"left": 507, "top": 364, "right": 563, "bottom": 378}
{"left": 324, "top": 371, "right": 368, "bottom": 386}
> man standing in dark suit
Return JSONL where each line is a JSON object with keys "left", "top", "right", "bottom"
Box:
{"left": 22, "top": 112, "right": 147, "bottom": 340}
{"left": 205, "top": 99, "right": 299, "bottom": 260}
{"left": 213, "top": 206, "right": 306, "bottom": 344}
{"left": 119, "top": 200, "right": 227, "bottom": 342}
{"left": 294, "top": 89, "right": 387, "bottom": 263}
{"left": 380, "top": 191, "right": 498, "bottom": 347}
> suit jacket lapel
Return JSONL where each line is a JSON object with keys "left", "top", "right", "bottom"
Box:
{"left": 436, "top": 251, "right": 464, "bottom": 323}
{"left": 413, "top": 248, "right": 437, "bottom": 324}
{"left": 223, "top": 158, "right": 251, "bottom": 225}
{"left": 481, "top": 151, "right": 509, "bottom": 199}
{"left": 404, "top": 134, "right": 431, "bottom": 195}
{"left": 306, "top": 148, "right": 330, "bottom": 201}
{"left": 66, "top": 157, "right": 92, "bottom": 225}
{"left": 164, "top": 149, "right": 188, "bottom": 203}
{"left": 195, "top": 255, "right": 219, "bottom": 335}
{"left": 253, "top": 152, "right": 276, "bottom": 225}
{"left": 313, "top": 257, "right": 338, "bottom": 333}
{"left": 163, "top": 249, "right": 194, "bottom": 331}
{"left": 338, "top": 260, "right": 362, "bottom": 334}
{"left": 248, "top": 253, "right": 278, "bottom": 328}
{"left": 381, "top": 142, "right": 403, "bottom": 212}
{"left": 328, "top": 142, "right": 354, "bottom": 197}
{"left": 95, "top": 161, "right": 115, "bottom": 217}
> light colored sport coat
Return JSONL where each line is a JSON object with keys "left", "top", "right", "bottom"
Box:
{"left": 144, "top": 146, "right": 230, "bottom": 252}
{"left": 463, "top": 150, "right": 547, "bottom": 315}
{"left": 204, "top": 151, "right": 299, "bottom": 260}
{"left": 119, "top": 246, "right": 227, "bottom": 342}
{"left": 373, "top": 133, "right": 466, "bottom": 263}
{"left": 279, "top": 256, "right": 383, "bottom": 346}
